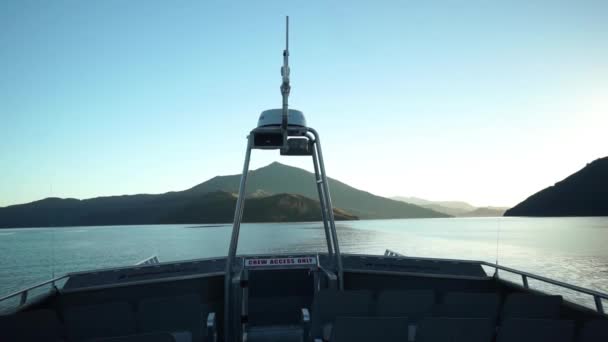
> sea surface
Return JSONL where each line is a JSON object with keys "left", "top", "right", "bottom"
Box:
{"left": 1, "top": 217, "right": 607, "bottom": 311}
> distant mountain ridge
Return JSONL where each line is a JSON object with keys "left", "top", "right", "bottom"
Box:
{"left": 0, "top": 162, "right": 446, "bottom": 228}
{"left": 392, "top": 197, "right": 476, "bottom": 211}
{"left": 161, "top": 191, "right": 358, "bottom": 223}
{"left": 505, "top": 157, "right": 608, "bottom": 217}
{"left": 391, "top": 196, "right": 507, "bottom": 217}
{"left": 186, "top": 162, "right": 447, "bottom": 219}
{"left": 461, "top": 207, "right": 508, "bottom": 217}
{"left": 0, "top": 191, "right": 356, "bottom": 228}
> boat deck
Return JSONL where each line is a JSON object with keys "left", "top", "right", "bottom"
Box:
{"left": 1, "top": 253, "right": 606, "bottom": 341}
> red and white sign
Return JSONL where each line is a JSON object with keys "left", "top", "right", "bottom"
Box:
{"left": 244, "top": 256, "right": 317, "bottom": 268}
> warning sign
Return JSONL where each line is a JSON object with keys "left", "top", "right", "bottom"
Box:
{"left": 244, "top": 256, "right": 317, "bottom": 268}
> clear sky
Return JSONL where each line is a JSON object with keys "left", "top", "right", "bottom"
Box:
{"left": 1, "top": 0, "right": 606, "bottom": 208}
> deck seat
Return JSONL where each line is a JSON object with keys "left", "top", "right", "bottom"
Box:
{"left": 434, "top": 292, "right": 500, "bottom": 320}
{"left": 0, "top": 309, "right": 65, "bottom": 341}
{"left": 309, "top": 290, "right": 373, "bottom": 341}
{"left": 375, "top": 290, "right": 435, "bottom": 319}
{"left": 578, "top": 320, "right": 608, "bottom": 342}
{"left": 416, "top": 317, "right": 495, "bottom": 342}
{"left": 247, "top": 325, "right": 305, "bottom": 342}
{"left": 63, "top": 301, "right": 136, "bottom": 342}
{"left": 329, "top": 316, "right": 409, "bottom": 342}
{"left": 91, "top": 332, "right": 176, "bottom": 342}
{"left": 497, "top": 318, "right": 575, "bottom": 342}
{"left": 501, "top": 293, "right": 562, "bottom": 319}
{"left": 375, "top": 290, "right": 435, "bottom": 341}
{"left": 137, "top": 294, "right": 209, "bottom": 342}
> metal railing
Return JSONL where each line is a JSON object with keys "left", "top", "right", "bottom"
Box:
{"left": 384, "top": 249, "right": 405, "bottom": 257}
{"left": 379, "top": 250, "right": 607, "bottom": 315}
{"left": 1, "top": 255, "right": 161, "bottom": 313}
{"left": 136, "top": 255, "right": 160, "bottom": 266}
{"left": 484, "top": 261, "right": 607, "bottom": 315}
{"left": 1, "top": 252, "right": 606, "bottom": 316}
{"left": 0, "top": 275, "right": 68, "bottom": 311}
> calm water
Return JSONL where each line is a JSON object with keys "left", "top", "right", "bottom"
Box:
{"left": 1, "top": 217, "right": 607, "bottom": 309}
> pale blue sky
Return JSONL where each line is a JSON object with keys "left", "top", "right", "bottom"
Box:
{"left": 1, "top": 0, "right": 606, "bottom": 208}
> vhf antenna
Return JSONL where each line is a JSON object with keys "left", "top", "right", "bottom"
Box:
{"left": 280, "top": 16, "right": 290, "bottom": 133}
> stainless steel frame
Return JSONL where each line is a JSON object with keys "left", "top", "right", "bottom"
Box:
{"left": 307, "top": 128, "right": 344, "bottom": 284}
{"left": 223, "top": 126, "right": 344, "bottom": 341}
{"left": 221, "top": 17, "right": 344, "bottom": 340}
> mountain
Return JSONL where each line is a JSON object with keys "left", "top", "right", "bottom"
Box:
{"left": 392, "top": 197, "right": 476, "bottom": 212}
{"left": 0, "top": 191, "right": 357, "bottom": 228}
{"left": 391, "top": 197, "right": 507, "bottom": 217}
{"left": 161, "top": 191, "right": 357, "bottom": 223}
{"left": 460, "top": 207, "right": 507, "bottom": 217}
{"left": 505, "top": 157, "right": 608, "bottom": 217}
{"left": 187, "top": 162, "right": 447, "bottom": 219}
{"left": 0, "top": 162, "right": 445, "bottom": 228}
{"left": 421, "top": 203, "right": 472, "bottom": 217}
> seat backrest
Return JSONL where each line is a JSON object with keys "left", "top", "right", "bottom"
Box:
{"left": 90, "top": 332, "right": 176, "bottom": 342}
{"left": 375, "top": 290, "right": 435, "bottom": 319}
{"left": 330, "top": 316, "right": 409, "bottom": 342}
{"left": 0, "top": 309, "right": 65, "bottom": 342}
{"left": 497, "top": 318, "right": 574, "bottom": 342}
{"left": 311, "top": 290, "right": 374, "bottom": 338}
{"left": 435, "top": 292, "right": 500, "bottom": 320}
{"left": 578, "top": 320, "right": 608, "bottom": 342}
{"left": 501, "top": 293, "right": 562, "bottom": 320}
{"left": 63, "top": 301, "right": 136, "bottom": 342}
{"left": 137, "top": 294, "right": 205, "bottom": 342}
{"left": 416, "top": 317, "right": 495, "bottom": 342}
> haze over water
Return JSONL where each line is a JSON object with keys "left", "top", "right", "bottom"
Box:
{"left": 1, "top": 217, "right": 607, "bottom": 310}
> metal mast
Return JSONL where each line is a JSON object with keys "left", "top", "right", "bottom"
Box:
{"left": 223, "top": 16, "right": 343, "bottom": 341}
{"left": 281, "top": 16, "right": 290, "bottom": 133}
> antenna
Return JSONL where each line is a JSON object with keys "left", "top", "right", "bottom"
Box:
{"left": 225, "top": 18, "right": 344, "bottom": 337}
{"left": 280, "top": 16, "right": 290, "bottom": 131}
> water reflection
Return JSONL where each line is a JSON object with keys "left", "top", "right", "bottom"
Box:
{"left": 0, "top": 217, "right": 607, "bottom": 310}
